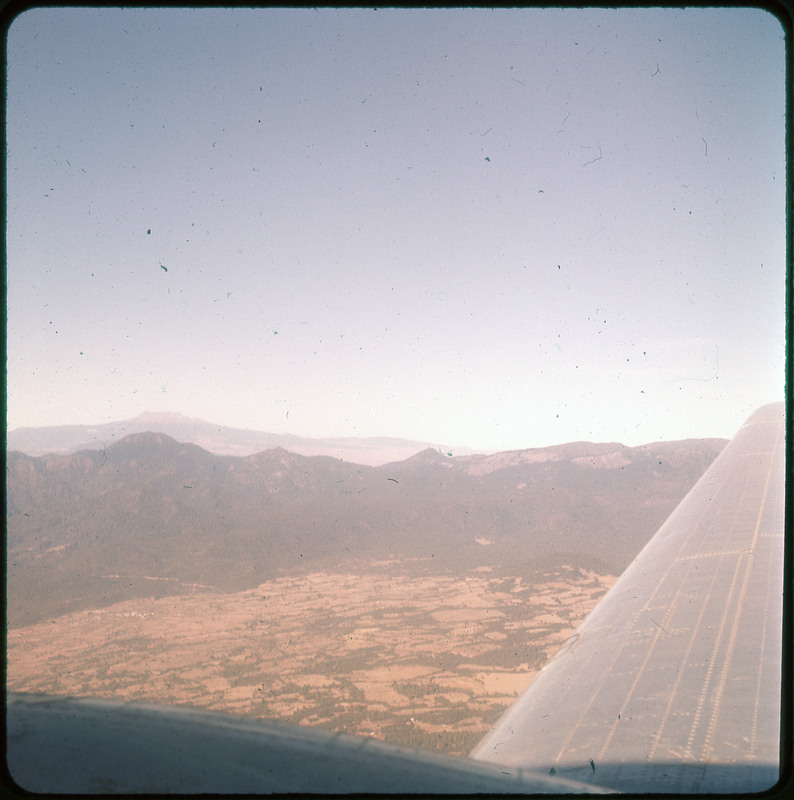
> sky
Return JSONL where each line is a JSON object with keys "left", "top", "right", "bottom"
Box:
{"left": 5, "top": 7, "right": 787, "bottom": 451}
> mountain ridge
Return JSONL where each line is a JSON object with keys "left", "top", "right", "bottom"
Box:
{"left": 6, "top": 412, "right": 480, "bottom": 466}
{"left": 7, "top": 431, "right": 728, "bottom": 628}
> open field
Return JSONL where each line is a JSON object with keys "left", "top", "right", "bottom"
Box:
{"left": 7, "top": 560, "right": 615, "bottom": 755}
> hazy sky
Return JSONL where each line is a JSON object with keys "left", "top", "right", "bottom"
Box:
{"left": 6, "top": 8, "right": 786, "bottom": 451}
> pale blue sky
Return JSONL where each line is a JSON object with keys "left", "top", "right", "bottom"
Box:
{"left": 6, "top": 7, "right": 786, "bottom": 450}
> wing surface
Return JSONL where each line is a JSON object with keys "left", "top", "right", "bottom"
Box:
{"left": 471, "top": 402, "right": 785, "bottom": 793}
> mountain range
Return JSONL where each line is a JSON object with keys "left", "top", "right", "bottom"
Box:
{"left": 7, "top": 429, "right": 727, "bottom": 628}
{"left": 6, "top": 411, "right": 478, "bottom": 466}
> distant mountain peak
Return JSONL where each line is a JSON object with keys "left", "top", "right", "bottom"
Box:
{"left": 133, "top": 411, "right": 199, "bottom": 424}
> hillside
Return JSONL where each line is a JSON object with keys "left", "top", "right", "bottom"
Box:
{"left": 7, "top": 433, "right": 727, "bottom": 627}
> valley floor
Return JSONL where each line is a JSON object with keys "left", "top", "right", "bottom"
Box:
{"left": 7, "top": 560, "right": 615, "bottom": 755}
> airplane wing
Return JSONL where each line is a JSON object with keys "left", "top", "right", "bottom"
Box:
{"left": 5, "top": 403, "right": 786, "bottom": 794}
{"left": 471, "top": 401, "right": 786, "bottom": 793}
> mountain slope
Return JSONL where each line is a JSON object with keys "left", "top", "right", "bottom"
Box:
{"left": 7, "top": 433, "right": 727, "bottom": 627}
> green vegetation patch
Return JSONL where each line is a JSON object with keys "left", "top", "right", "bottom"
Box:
{"left": 376, "top": 722, "right": 485, "bottom": 756}
{"left": 416, "top": 706, "right": 479, "bottom": 725}
{"left": 393, "top": 680, "right": 458, "bottom": 700}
